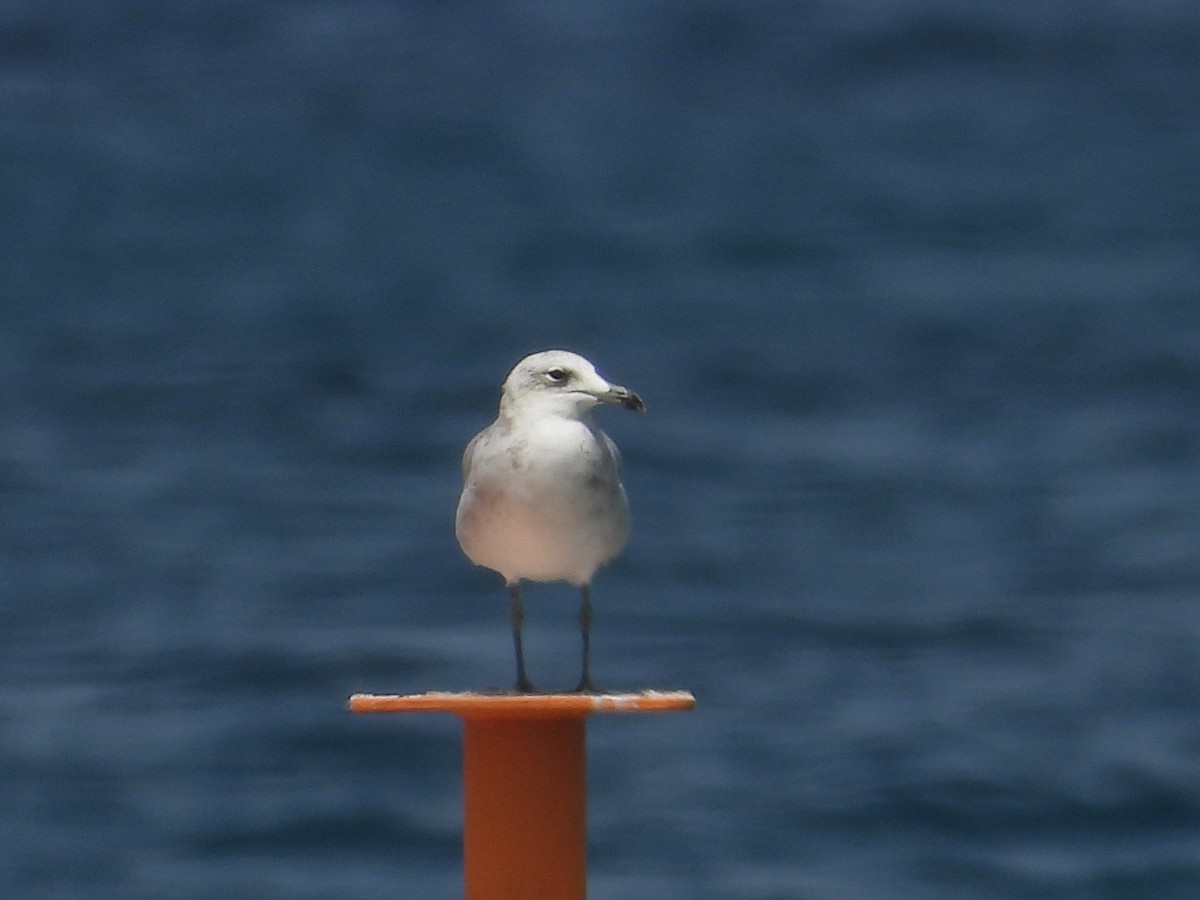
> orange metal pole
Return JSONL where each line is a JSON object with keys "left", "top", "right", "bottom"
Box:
{"left": 349, "top": 691, "right": 695, "bottom": 899}
{"left": 464, "top": 716, "right": 586, "bottom": 899}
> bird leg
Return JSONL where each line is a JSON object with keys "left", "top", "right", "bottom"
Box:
{"left": 572, "top": 584, "right": 597, "bottom": 693}
{"left": 508, "top": 583, "right": 535, "bottom": 693}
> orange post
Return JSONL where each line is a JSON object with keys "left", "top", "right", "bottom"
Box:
{"left": 349, "top": 691, "right": 695, "bottom": 900}
{"left": 463, "top": 716, "right": 585, "bottom": 898}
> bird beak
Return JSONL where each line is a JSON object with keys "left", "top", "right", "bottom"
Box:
{"left": 603, "top": 383, "right": 645, "bottom": 412}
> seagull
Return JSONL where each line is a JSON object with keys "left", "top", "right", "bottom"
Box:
{"left": 455, "top": 350, "right": 645, "bottom": 693}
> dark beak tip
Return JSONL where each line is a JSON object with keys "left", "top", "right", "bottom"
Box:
{"left": 622, "top": 392, "right": 646, "bottom": 412}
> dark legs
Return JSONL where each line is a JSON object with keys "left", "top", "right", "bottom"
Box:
{"left": 572, "top": 584, "right": 596, "bottom": 693}
{"left": 508, "top": 583, "right": 535, "bottom": 693}
{"left": 506, "top": 581, "right": 597, "bottom": 693}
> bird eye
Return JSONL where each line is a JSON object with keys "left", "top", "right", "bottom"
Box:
{"left": 546, "top": 367, "right": 568, "bottom": 383}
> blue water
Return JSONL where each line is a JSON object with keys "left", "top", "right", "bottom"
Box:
{"left": 3, "top": 1, "right": 1199, "bottom": 897}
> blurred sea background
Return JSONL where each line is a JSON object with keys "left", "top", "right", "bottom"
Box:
{"left": 3, "top": 1, "right": 1199, "bottom": 897}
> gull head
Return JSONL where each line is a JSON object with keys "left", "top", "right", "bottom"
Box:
{"left": 500, "top": 350, "right": 645, "bottom": 420}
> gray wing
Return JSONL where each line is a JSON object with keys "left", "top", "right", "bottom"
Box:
{"left": 601, "top": 430, "right": 623, "bottom": 471}
{"left": 461, "top": 430, "right": 484, "bottom": 481}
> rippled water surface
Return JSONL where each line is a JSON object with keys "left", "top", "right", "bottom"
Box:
{"left": 3, "top": 2, "right": 1199, "bottom": 897}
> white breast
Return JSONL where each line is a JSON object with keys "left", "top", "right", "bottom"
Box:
{"left": 455, "top": 417, "right": 630, "bottom": 586}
